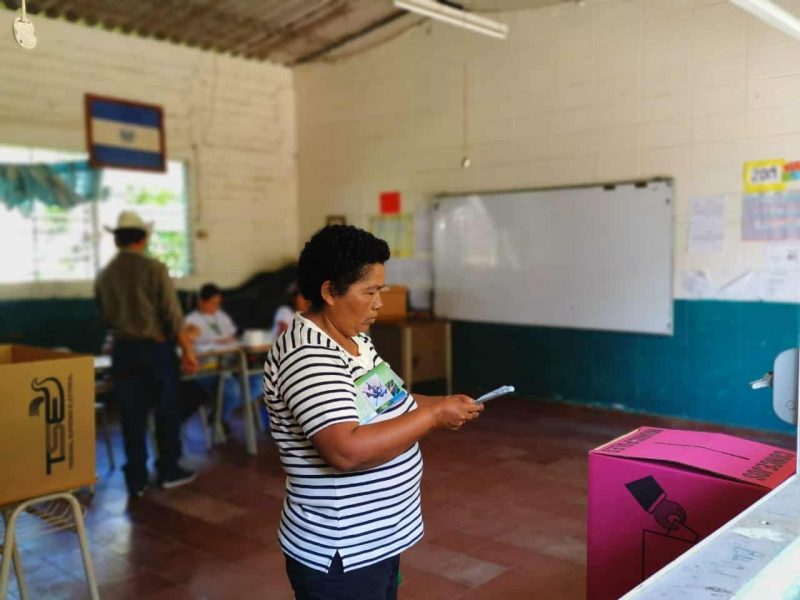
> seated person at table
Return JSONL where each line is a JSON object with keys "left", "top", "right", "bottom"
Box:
{"left": 177, "top": 323, "right": 213, "bottom": 423}
{"left": 185, "top": 283, "right": 237, "bottom": 349}
{"left": 184, "top": 283, "right": 264, "bottom": 427}
{"left": 271, "top": 281, "right": 310, "bottom": 341}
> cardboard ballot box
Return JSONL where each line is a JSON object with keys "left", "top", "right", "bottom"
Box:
{"left": 0, "top": 345, "right": 96, "bottom": 505}
{"left": 587, "top": 427, "right": 796, "bottom": 600}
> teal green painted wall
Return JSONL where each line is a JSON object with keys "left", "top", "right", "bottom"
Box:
{"left": 0, "top": 298, "right": 104, "bottom": 354}
{"left": 2, "top": 298, "right": 797, "bottom": 432}
{"left": 452, "top": 300, "right": 799, "bottom": 433}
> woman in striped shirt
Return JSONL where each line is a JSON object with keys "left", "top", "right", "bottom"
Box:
{"left": 264, "top": 225, "right": 483, "bottom": 599}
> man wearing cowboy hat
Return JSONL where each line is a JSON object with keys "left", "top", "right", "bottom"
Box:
{"left": 95, "top": 210, "right": 199, "bottom": 498}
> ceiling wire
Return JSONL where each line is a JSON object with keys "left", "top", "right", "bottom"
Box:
{"left": 461, "top": 63, "right": 471, "bottom": 168}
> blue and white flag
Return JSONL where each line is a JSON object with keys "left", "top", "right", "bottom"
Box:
{"left": 85, "top": 95, "right": 166, "bottom": 172}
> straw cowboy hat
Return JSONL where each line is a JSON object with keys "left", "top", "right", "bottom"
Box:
{"left": 104, "top": 210, "right": 153, "bottom": 234}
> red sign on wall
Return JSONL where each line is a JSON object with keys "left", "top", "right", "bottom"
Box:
{"left": 380, "top": 191, "right": 401, "bottom": 214}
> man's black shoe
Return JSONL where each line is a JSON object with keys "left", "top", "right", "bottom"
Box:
{"left": 159, "top": 468, "right": 197, "bottom": 490}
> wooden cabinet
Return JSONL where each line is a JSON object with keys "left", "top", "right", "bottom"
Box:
{"left": 368, "top": 319, "right": 452, "bottom": 394}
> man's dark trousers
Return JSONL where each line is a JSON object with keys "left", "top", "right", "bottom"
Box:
{"left": 112, "top": 339, "right": 182, "bottom": 492}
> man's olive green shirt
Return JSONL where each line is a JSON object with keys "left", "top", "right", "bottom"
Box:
{"left": 95, "top": 249, "right": 184, "bottom": 342}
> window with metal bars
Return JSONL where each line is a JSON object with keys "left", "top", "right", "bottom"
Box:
{"left": 0, "top": 145, "right": 192, "bottom": 283}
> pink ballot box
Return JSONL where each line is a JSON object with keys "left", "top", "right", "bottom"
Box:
{"left": 587, "top": 427, "right": 796, "bottom": 600}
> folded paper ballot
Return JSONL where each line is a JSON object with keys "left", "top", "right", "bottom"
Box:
{"left": 475, "top": 385, "right": 514, "bottom": 404}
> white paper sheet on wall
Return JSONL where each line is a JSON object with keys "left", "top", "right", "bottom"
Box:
{"left": 688, "top": 195, "right": 725, "bottom": 254}
{"left": 715, "top": 269, "right": 800, "bottom": 301}
{"left": 765, "top": 245, "right": 800, "bottom": 270}
{"left": 757, "top": 270, "right": 800, "bottom": 301}
{"left": 681, "top": 270, "right": 714, "bottom": 298}
{"left": 718, "top": 271, "right": 757, "bottom": 299}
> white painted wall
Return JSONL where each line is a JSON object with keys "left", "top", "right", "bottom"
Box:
{"left": 295, "top": 0, "right": 800, "bottom": 302}
{"left": 0, "top": 10, "right": 297, "bottom": 299}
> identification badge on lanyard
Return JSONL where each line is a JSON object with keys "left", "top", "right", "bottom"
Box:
{"left": 354, "top": 362, "right": 408, "bottom": 425}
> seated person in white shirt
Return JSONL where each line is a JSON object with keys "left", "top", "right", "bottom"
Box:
{"left": 271, "top": 282, "right": 311, "bottom": 342}
{"left": 185, "top": 283, "right": 237, "bottom": 348}
{"left": 184, "top": 283, "right": 241, "bottom": 428}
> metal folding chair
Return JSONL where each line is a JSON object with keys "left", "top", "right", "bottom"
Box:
{"left": 0, "top": 492, "right": 99, "bottom": 600}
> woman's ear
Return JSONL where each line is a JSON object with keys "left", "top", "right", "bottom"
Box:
{"left": 320, "top": 281, "right": 336, "bottom": 308}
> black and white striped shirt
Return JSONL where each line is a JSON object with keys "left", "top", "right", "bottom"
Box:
{"left": 263, "top": 314, "right": 424, "bottom": 573}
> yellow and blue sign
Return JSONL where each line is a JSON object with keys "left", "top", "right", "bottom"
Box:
{"left": 743, "top": 159, "right": 786, "bottom": 194}
{"left": 84, "top": 94, "right": 165, "bottom": 172}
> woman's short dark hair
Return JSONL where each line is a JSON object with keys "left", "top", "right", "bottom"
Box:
{"left": 199, "top": 283, "right": 222, "bottom": 301}
{"left": 114, "top": 228, "right": 146, "bottom": 248}
{"left": 298, "top": 225, "right": 390, "bottom": 310}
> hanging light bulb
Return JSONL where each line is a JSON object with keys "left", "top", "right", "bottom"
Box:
{"left": 12, "top": 0, "right": 37, "bottom": 49}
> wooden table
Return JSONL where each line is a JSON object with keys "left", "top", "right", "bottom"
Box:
{"left": 368, "top": 318, "right": 452, "bottom": 394}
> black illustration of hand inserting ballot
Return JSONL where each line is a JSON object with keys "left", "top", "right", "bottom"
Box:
{"left": 625, "top": 475, "right": 691, "bottom": 532}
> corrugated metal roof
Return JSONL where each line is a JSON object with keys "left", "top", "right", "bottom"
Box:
{"left": 4, "top": 0, "right": 565, "bottom": 64}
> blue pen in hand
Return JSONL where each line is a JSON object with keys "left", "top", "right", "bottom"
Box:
{"left": 474, "top": 385, "right": 515, "bottom": 404}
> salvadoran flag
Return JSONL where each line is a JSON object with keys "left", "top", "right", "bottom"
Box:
{"left": 86, "top": 96, "right": 165, "bottom": 171}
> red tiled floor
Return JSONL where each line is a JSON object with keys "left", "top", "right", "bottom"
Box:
{"left": 96, "top": 567, "right": 174, "bottom": 600}
{"left": 465, "top": 539, "right": 554, "bottom": 569}
{"left": 456, "top": 554, "right": 582, "bottom": 599}
{"left": 140, "top": 585, "right": 197, "bottom": 600}
{"left": 398, "top": 564, "right": 472, "bottom": 599}
{"left": 4, "top": 397, "right": 792, "bottom": 599}
{"left": 426, "top": 530, "right": 489, "bottom": 554}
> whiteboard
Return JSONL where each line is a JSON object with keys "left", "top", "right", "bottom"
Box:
{"left": 432, "top": 180, "right": 674, "bottom": 335}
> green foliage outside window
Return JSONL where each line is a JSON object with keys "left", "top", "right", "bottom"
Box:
{"left": 125, "top": 185, "right": 190, "bottom": 277}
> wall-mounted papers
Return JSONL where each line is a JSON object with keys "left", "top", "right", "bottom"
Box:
{"left": 688, "top": 195, "right": 725, "bottom": 254}
{"left": 784, "top": 160, "right": 800, "bottom": 181}
{"left": 84, "top": 94, "right": 166, "bottom": 172}
{"left": 764, "top": 245, "right": 800, "bottom": 270}
{"left": 742, "top": 191, "right": 800, "bottom": 241}
{"left": 369, "top": 214, "right": 414, "bottom": 258}
{"left": 681, "top": 270, "right": 713, "bottom": 298}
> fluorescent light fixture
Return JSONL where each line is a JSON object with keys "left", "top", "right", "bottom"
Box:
{"left": 730, "top": 0, "right": 800, "bottom": 42}
{"left": 394, "top": 0, "right": 509, "bottom": 40}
